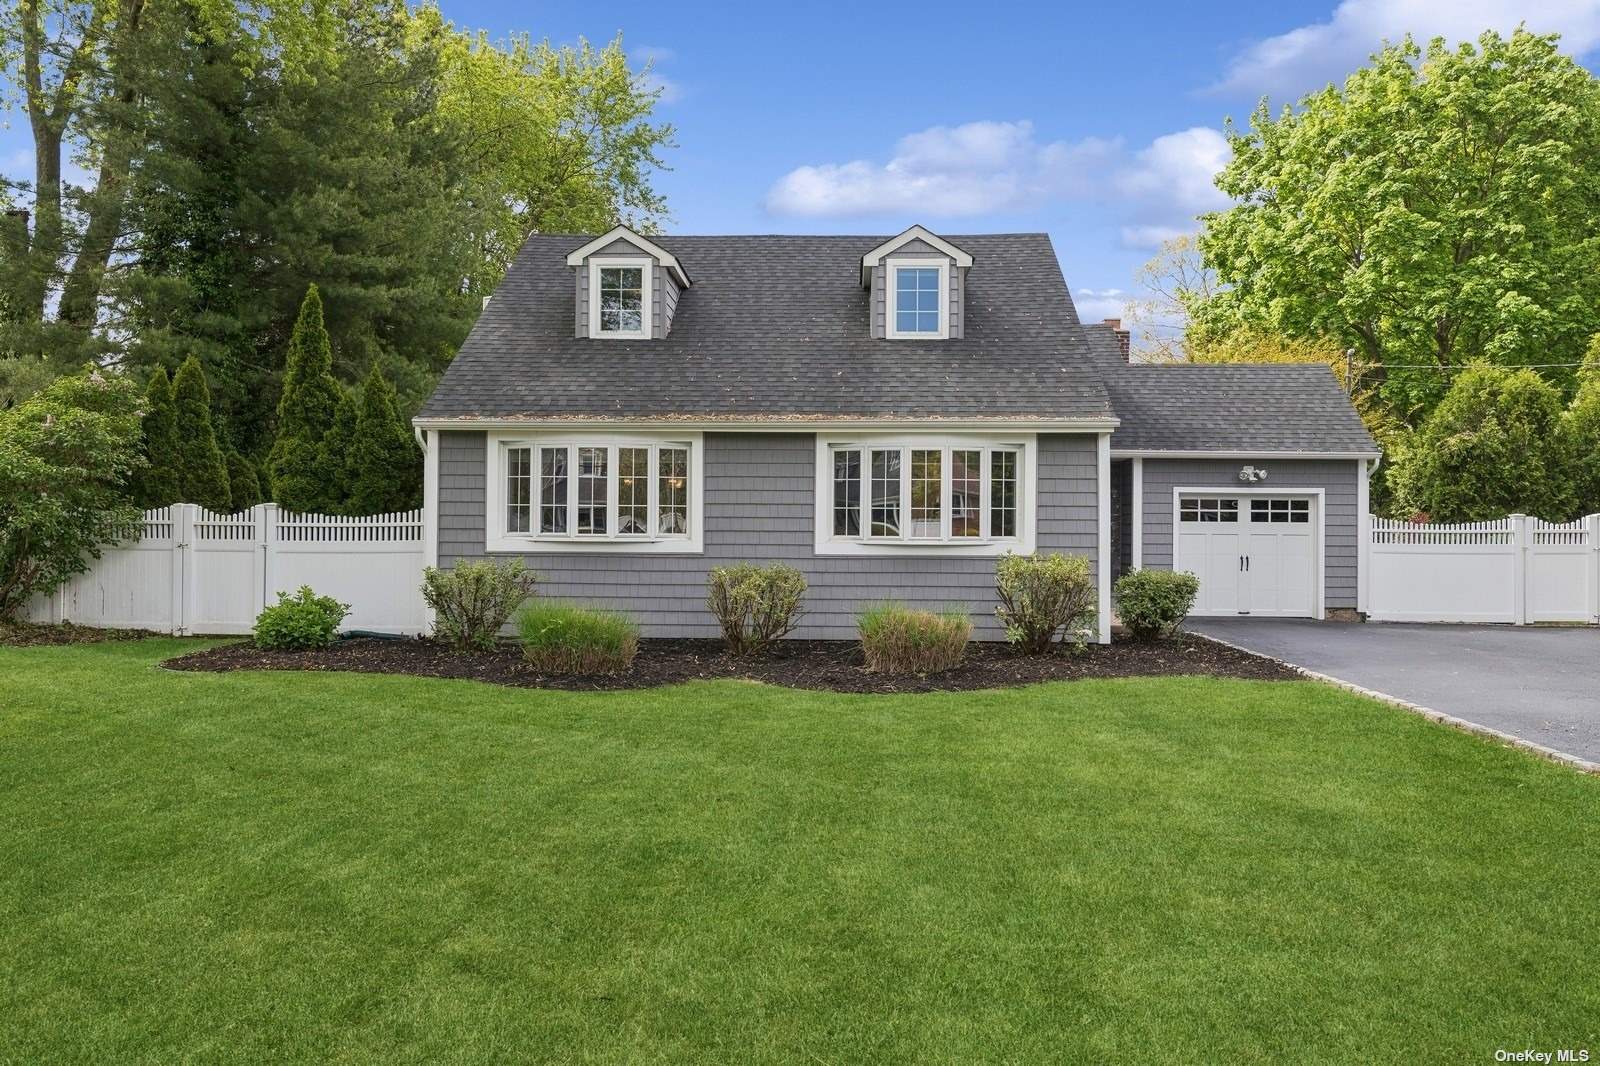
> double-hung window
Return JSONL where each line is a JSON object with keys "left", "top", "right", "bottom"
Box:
{"left": 588, "top": 258, "right": 651, "bottom": 339}
{"left": 885, "top": 258, "right": 949, "bottom": 339}
{"left": 492, "top": 434, "right": 700, "bottom": 552}
{"left": 820, "top": 438, "right": 1029, "bottom": 554}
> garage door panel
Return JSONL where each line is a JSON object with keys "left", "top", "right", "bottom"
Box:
{"left": 1178, "top": 493, "right": 1318, "bottom": 619}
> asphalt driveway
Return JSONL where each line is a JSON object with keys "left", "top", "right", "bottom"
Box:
{"left": 1188, "top": 619, "right": 1600, "bottom": 766}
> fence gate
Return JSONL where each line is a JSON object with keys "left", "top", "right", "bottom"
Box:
{"left": 1365, "top": 513, "right": 1600, "bottom": 625}
{"left": 28, "top": 504, "right": 426, "bottom": 636}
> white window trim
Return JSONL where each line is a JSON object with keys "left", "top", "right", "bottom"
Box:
{"left": 587, "top": 257, "right": 653, "bottom": 340}
{"left": 813, "top": 433, "right": 1035, "bottom": 556}
{"left": 884, "top": 257, "right": 949, "bottom": 340}
{"left": 485, "top": 431, "right": 703, "bottom": 553}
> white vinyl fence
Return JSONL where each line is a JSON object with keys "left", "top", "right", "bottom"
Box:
{"left": 1365, "top": 513, "right": 1600, "bottom": 624}
{"left": 25, "top": 504, "right": 426, "bottom": 635}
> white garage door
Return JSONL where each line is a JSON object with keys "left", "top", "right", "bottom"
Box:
{"left": 1176, "top": 495, "right": 1317, "bottom": 617}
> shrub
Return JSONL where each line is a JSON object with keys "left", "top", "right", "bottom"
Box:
{"left": 705, "top": 563, "right": 806, "bottom": 655}
{"left": 253, "top": 586, "right": 349, "bottom": 650}
{"left": 1114, "top": 568, "right": 1200, "bottom": 642}
{"left": 422, "top": 560, "right": 537, "bottom": 651}
{"left": 857, "top": 603, "right": 971, "bottom": 674}
{"left": 516, "top": 601, "right": 639, "bottom": 674}
{"left": 993, "top": 552, "right": 1096, "bottom": 654}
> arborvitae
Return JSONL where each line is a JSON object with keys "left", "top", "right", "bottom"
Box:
{"left": 346, "top": 365, "right": 422, "bottom": 515}
{"left": 317, "top": 388, "right": 359, "bottom": 513}
{"left": 132, "top": 367, "right": 181, "bottom": 508}
{"left": 171, "top": 355, "right": 232, "bottom": 511}
{"left": 267, "top": 284, "right": 343, "bottom": 511}
{"left": 226, "top": 449, "right": 263, "bottom": 510}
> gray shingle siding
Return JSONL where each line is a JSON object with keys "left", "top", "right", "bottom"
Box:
{"left": 437, "top": 429, "right": 1101, "bottom": 639}
{"left": 1135, "top": 457, "right": 1360, "bottom": 611}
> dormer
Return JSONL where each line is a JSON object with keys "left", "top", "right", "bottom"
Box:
{"left": 860, "top": 225, "right": 972, "bottom": 340}
{"left": 567, "top": 226, "right": 691, "bottom": 340}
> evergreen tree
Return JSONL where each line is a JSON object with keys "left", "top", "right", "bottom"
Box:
{"left": 317, "top": 389, "right": 359, "bottom": 513}
{"left": 171, "top": 355, "right": 231, "bottom": 511}
{"left": 226, "top": 449, "right": 263, "bottom": 511}
{"left": 268, "top": 285, "right": 342, "bottom": 512}
{"left": 346, "top": 366, "right": 422, "bottom": 515}
{"left": 131, "top": 367, "right": 180, "bottom": 508}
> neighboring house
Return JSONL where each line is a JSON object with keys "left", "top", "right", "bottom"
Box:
{"left": 414, "top": 225, "right": 1377, "bottom": 642}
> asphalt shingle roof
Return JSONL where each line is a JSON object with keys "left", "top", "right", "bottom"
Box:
{"left": 418, "top": 233, "right": 1113, "bottom": 423}
{"left": 1081, "top": 323, "right": 1378, "bottom": 454}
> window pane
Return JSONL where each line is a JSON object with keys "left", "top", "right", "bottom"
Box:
{"left": 833, "top": 449, "right": 861, "bottom": 537}
{"left": 990, "top": 450, "right": 1017, "bottom": 538}
{"left": 577, "top": 446, "right": 607, "bottom": 534}
{"left": 870, "top": 449, "right": 901, "bottom": 537}
{"left": 951, "top": 449, "right": 981, "bottom": 537}
{"left": 506, "top": 448, "right": 532, "bottom": 533}
{"left": 618, "top": 447, "right": 649, "bottom": 534}
{"left": 909, "top": 449, "right": 941, "bottom": 538}
{"left": 539, "top": 447, "right": 568, "bottom": 533}
{"left": 893, "top": 267, "right": 940, "bottom": 333}
{"left": 658, "top": 446, "right": 689, "bottom": 535}
{"left": 597, "top": 267, "right": 643, "bottom": 333}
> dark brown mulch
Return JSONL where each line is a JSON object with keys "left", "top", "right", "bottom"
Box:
{"left": 161, "top": 633, "right": 1299, "bottom": 693}
{"left": 1, "top": 621, "right": 167, "bottom": 647}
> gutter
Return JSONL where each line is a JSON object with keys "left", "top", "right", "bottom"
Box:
{"left": 412, "top": 416, "right": 1121, "bottom": 433}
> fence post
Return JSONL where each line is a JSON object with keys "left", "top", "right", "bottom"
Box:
{"left": 1511, "top": 514, "right": 1530, "bottom": 626}
{"left": 259, "top": 503, "right": 279, "bottom": 616}
{"left": 172, "top": 504, "right": 196, "bottom": 635}
{"left": 1590, "top": 514, "right": 1600, "bottom": 626}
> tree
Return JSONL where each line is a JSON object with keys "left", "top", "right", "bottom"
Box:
{"left": 1196, "top": 30, "right": 1600, "bottom": 419}
{"left": 316, "top": 389, "right": 358, "bottom": 513}
{"left": 345, "top": 366, "right": 422, "bottom": 515}
{"left": 171, "top": 355, "right": 230, "bottom": 511}
{"left": 1564, "top": 336, "right": 1600, "bottom": 515}
{"left": 1388, "top": 365, "right": 1576, "bottom": 522}
{"left": 130, "top": 365, "right": 178, "bottom": 507}
{"left": 225, "top": 449, "right": 262, "bottom": 511}
{"left": 1126, "top": 234, "right": 1216, "bottom": 361}
{"left": 0, "top": 367, "right": 143, "bottom": 621}
{"left": 267, "top": 285, "right": 342, "bottom": 512}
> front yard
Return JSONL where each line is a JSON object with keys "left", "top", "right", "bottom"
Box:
{"left": 2, "top": 639, "right": 1596, "bottom": 1063}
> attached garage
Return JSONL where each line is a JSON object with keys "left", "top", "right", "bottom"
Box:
{"left": 1174, "top": 491, "right": 1320, "bottom": 617}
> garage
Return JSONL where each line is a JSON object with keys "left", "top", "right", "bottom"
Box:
{"left": 1174, "top": 490, "right": 1321, "bottom": 617}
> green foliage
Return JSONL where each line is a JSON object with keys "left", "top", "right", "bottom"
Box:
{"left": 346, "top": 366, "right": 422, "bottom": 516}
{"left": 856, "top": 603, "right": 971, "bottom": 675}
{"left": 422, "top": 561, "right": 538, "bottom": 652}
{"left": 993, "top": 552, "right": 1097, "bottom": 654}
{"left": 316, "top": 391, "right": 358, "bottom": 514}
{"left": 0, "top": 368, "right": 144, "bottom": 621}
{"left": 515, "top": 600, "right": 639, "bottom": 675}
{"left": 1563, "top": 356, "right": 1600, "bottom": 515}
{"left": 1114, "top": 569, "right": 1201, "bottom": 642}
{"left": 705, "top": 563, "right": 807, "bottom": 656}
{"left": 252, "top": 586, "right": 350, "bottom": 651}
{"left": 130, "top": 367, "right": 180, "bottom": 509}
{"left": 1388, "top": 365, "right": 1577, "bottom": 522}
{"left": 171, "top": 356, "right": 231, "bottom": 512}
{"left": 1196, "top": 30, "right": 1600, "bottom": 417}
{"left": 268, "top": 286, "right": 343, "bottom": 512}
{"left": 226, "top": 449, "right": 263, "bottom": 511}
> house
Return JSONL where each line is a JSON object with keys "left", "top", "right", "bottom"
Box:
{"left": 413, "top": 225, "right": 1378, "bottom": 642}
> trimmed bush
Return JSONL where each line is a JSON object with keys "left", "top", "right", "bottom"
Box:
{"left": 516, "top": 601, "right": 639, "bottom": 674}
{"left": 857, "top": 603, "right": 971, "bottom": 674}
{"left": 422, "top": 560, "right": 537, "bottom": 652}
{"left": 994, "top": 552, "right": 1096, "bottom": 654}
{"left": 1114, "top": 568, "right": 1200, "bottom": 642}
{"left": 706, "top": 563, "right": 806, "bottom": 655}
{"left": 253, "top": 586, "right": 349, "bottom": 650}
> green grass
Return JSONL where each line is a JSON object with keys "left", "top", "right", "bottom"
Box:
{"left": 515, "top": 600, "right": 640, "bottom": 673}
{"left": 2, "top": 640, "right": 1597, "bottom": 1064}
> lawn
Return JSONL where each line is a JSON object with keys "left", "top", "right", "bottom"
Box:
{"left": 2, "top": 640, "right": 1596, "bottom": 1063}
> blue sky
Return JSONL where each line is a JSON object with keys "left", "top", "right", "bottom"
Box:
{"left": 5, "top": 0, "right": 1599, "bottom": 327}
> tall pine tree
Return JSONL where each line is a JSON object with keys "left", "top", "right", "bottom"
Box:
{"left": 346, "top": 366, "right": 422, "bottom": 515}
{"left": 226, "top": 449, "right": 263, "bottom": 510}
{"left": 317, "top": 389, "right": 359, "bottom": 513}
{"left": 268, "top": 285, "right": 342, "bottom": 512}
{"left": 132, "top": 367, "right": 180, "bottom": 508}
{"left": 171, "top": 355, "right": 231, "bottom": 511}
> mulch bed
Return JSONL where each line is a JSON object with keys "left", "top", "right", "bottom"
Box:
{"left": 1, "top": 622, "right": 167, "bottom": 647}
{"left": 162, "top": 633, "right": 1299, "bottom": 693}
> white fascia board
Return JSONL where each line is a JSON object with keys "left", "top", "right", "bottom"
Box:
{"left": 1110, "top": 448, "right": 1381, "bottom": 460}
{"left": 564, "top": 225, "right": 691, "bottom": 287}
{"left": 415, "top": 416, "right": 1120, "bottom": 433}
{"left": 859, "top": 225, "right": 973, "bottom": 285}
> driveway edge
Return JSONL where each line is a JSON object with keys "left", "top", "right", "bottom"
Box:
{"left": 1198, "top": 633, "right": 1600, "bottom": 777}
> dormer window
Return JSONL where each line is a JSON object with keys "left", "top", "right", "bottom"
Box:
{"left": 565, "top": 226, "right": 692, "bottom": 342}
{"left": 594, "top": 260, "right": 648, "bottom": 337}
{"left": 888, "top": 260, "right": 947, "bottom": 338}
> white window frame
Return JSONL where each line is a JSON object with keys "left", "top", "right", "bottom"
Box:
{"left": 813, "top": 433, "right": 1035, "bottom": 556}
{"left": 884, "top": 257, "right": 949, "bottom": 339}
{"left": 485, "top": 431, "right": 703, "bottom": 553}
{"left": 587, "top": 257, "right": 653, "bottom": 340}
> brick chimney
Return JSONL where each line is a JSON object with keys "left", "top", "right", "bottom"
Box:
{"left": 1101, "top": 318, "right": 1131, "bottom": 362}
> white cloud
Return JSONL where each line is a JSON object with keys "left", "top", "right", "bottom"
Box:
{"left": 633, "top": 45, "right": 684, "bottom": 104}
{"left": 1214, "top": 0, "right": 1600, "bottom": 99}
{"left": 1073, "top": 287, "right": 1132, "bottom": 325}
